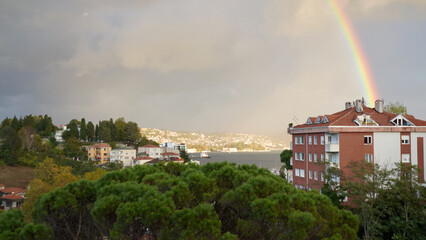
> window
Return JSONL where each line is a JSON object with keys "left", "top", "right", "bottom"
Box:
{"left": 300, "top": 153, "right": 305, "bottom": 161}
{"left": 314, "top": 154, "right": 318, "bottom": 162}
{"left": 314, "top": 171, "right": 318, "bottom": 180}
{"left": 402, "top": 154, "right": 410, "bottom": 163}
{"left": 309, "top": 153, "right": 312, "bottom": 162}
{"left": 328, "top": 136, "right": 332, "bottom": 143}
{"left": 321, "top": 136, "right": 324, "bottom": 145}
{"left": 321, "top": 172, "right": 324, "bottom": 181}
{"left": 309, "top": 136, "right": 312, "bottom": 145}
{"left": 314, "top": 136, "right": 317, "bottom": 145}
{"left": 365, "top": 154, "right": 373, "bottom": 163}
{"left": 295, "top": 152, "right": 299, "bottom": 160}
{"left": 321, "top": 154, "right": 324, "bottom": 162}
{"left": 401, "top": 135, "right": 410, "bottom": 144}
{"left": 364, "top": 135, "right": 372, "bottom": 144}
{"left": 309, "top": 170, "right": 312, "bottom": 179}
{"left": 300, "top": 169, "right": 305, "bottom": 178}
{"left": 295, "top": 137, "right": 299, "bottom": 145}
{"left": 89, "top": 153, "right": 91, "bottom": 156}
{"left": 300, "top": 137, "right": 304, "bottom": 144}
{"left": 295, "top": 168, "right": 300, "bottom": 177}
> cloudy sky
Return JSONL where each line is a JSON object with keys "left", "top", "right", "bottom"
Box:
{"left": 1, "top": 0, "right": 426, "bottom": 139}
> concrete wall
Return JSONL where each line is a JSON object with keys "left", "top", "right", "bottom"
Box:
{"left": 373, "top": 132, "right": 401, "bottom": 169}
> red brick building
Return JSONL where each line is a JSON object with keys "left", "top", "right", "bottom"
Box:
{"left": 288, "top": 99, "right": 426, "bottom": 192}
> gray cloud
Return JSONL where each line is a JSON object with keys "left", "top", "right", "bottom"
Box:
{"left": 1, "top": 0, "right": 426, "bottom": 141}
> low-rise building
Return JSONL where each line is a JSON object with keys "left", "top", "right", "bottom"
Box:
{"left": 138, "top": 145, "right": 163, "bottom": 158}
{"left": 0, "top": 184, "right": 26, "bottom": 211}
{"left": 110, "top": 148, "right": 136, "bottom": 167}
{"left": 87, "top": 143, "right": 112, "bottom": 164}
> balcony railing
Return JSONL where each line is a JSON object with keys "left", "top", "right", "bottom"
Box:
{"left": 326, "top": 143, "right": 339, "bottom": 152}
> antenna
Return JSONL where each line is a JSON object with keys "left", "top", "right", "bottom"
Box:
{"left": 292, "top": 115, "right": 300, "bottom": 125}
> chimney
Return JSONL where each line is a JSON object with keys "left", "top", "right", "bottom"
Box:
{"left": 375, "top": 99, "right": 384, "bottom": 113}
{"left": 345, "top": 102, "right": 352, "bottom": 110}
{"left": 355, "top": 99, "right": 363, "bottom": 113}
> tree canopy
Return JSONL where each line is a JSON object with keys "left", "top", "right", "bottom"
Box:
{"left": 30, "top": 162, "right": 358, "bottom": 240}
{"left": 384, "top": 101, "right": 408, "bottom": 115}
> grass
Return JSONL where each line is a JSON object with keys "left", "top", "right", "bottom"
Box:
{"left": 0, "top": 166, "right": 34, "bottom": 189}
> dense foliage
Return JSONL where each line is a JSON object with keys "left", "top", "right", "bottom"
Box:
{"left": 322, "top": 161, "right": 426, "bottom": 240}
{"left": 29, "top": 162, "right": 358, "bottom": 240}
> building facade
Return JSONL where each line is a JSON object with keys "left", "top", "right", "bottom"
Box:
{"left": 138, "top": 145, "right": 163, "bottom": 158}
{"left": 0, "top": 184, "right": 26, "bottom": 211}
{"left": 87, "top": 143, "right": 112, "bottom": 164}
{"left": 288, "top": 99, "right": 426, "bottom": 191}
{"left": 110, "top": 148, "right": 136, "bottom": 167}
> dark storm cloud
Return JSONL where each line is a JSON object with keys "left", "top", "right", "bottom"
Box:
{"left": 1, "top": 0, "right": 426, "bottom": 139}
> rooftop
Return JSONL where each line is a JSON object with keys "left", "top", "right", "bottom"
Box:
{"left": 293, "top": 101, "right": 426, "bottom": 129}
{"left": 1, "top": 193, "right": 24, "bottom": 200}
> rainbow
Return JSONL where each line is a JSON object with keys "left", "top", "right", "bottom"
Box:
{"left": 328, "top": 0, "right": 379, "bottom": 107}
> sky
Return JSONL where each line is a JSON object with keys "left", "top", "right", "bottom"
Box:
{"left": 1, "top": 0, "right": 426, "bottom": 140}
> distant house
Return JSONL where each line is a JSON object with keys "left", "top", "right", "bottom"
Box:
{"left": 138, "top": 145, "right": 163, "bottom": 158}
{"left": 161, "top": 152, "right": 181, "bottom": 161}
{"left": 0, "top": 184, "right": 26, "bottom": 211}
{"left": 134, "top": 156, "right": 155, "bottom": 165}
{"left": 54, "top": 125, "right": 67, "bottom": 143}
{"left": 110, "top": 148, "right": 136, "bottom": 167}
{"left": 87, "top": 143, "right": 112, "bottom": 164}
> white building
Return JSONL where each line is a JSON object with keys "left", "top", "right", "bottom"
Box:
{"left": 138, "top": 145, "right": 163, "bottom": 158}
{"left": 110, "top": 148, "right": 136, "bottom": 167}
{"left": 54, "top": 125, "right": 67, "bottom": 143}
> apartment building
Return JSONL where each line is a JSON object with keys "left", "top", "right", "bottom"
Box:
{"left": 87, "top": 143, "right": 112, "bottom": 164}
{"left": 288, "top": 99, "right": 426, "bottom": 191}
{"left": 110, "top": 148, "right": 136, "bottom": 167}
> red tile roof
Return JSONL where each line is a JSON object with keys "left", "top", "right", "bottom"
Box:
{"left": 161, "top": 152, "right": 180, "bottom": 156}
{"left": 140, "top": 145, "right": 161, "bottom": 148}
{"left": 294, "top": 106, "right": 426, "bottom": 129}
{"left": 93, "top": 143, "right": 111, "bottom": 148}
{"left": 1, "top": 187, "right": 26, "bottom": 194}
{"left": 1, "top": 193, "right": 24, "bottom": 200}
{"left": 134, "top": 156, "right": 154, "bottom": 161}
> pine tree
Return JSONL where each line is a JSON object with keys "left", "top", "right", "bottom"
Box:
{"left": 80, "top": 118, "right": 87, "bottom": 141}
{"left": 87, "top": 121, "right": 95, "bottom": 142}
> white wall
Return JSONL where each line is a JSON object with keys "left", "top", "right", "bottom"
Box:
{"left": 374, "top": 132, "right": 401, "bottom": 169}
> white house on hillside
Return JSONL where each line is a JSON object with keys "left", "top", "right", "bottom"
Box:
{"left": 110, "top": 148, "right": 136, "bottom": 167}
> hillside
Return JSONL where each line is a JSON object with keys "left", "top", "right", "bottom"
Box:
{"left": 140, "top": 128, "right": 287, "bottom": 151}
{"left": 0, "top": 166, "right": 34, "bottom": 189}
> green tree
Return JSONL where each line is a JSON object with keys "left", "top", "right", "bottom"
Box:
{"left": 23, "top": 114, "right": 36, "bottom": 128}
{"left": 125, "top": 121, "right": 140, "bottom": 143}
{"left": 280, "top": 149, "right": 292, "bottom": 170}
{"left": 384, "top": 101, "right": 408, "bottom": 115}
{"left": 68, "top": 120, "right": 79, "bottom": 139}
{"left": 178, "top": 146, "right": 190, "bottom": 163}
{"left": 44, "top": 115, "right": 53, "bottom": 137}
{"left": 86, "top": 121, "right": 95, "bottom": 142}
{"left": 11, "top": 116, "right": 21, "bottom": 131}
{"left": 1, "top": 117, "right": 11, "bottom": 128}
{"left": 98, "top": 121, "right": 111, "bottom": 142}
{"left": 0, "top": 209, "right": 53, "bottom": 239}
{"left": 80, "top": 118, "right": 87, "bottom": 141}
{"left": 0, "top": 126, "right": 22, "bottom": 165}
{"left": 32, "top": 162, "right": 358, "bottom": 240}
{"left": 109, "top": 118, "right": 118, "bottom": 141}
{"left": 63, "top": 137, "right": 83, "bottom": 159}
{"left": 115, "top": 117, "right": 127, "bottom": 141}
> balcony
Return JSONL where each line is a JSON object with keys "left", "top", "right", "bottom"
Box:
{"left": 326, "top": 143, "right": 339, "bottom": 152}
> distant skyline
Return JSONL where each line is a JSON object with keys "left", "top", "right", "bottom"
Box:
{"left": 1, "top": 0, "right": 426, "bottom": 139}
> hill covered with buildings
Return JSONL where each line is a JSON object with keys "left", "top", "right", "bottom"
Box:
{"left": 140, "top": 128, "right": 287, "bottom": 152}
